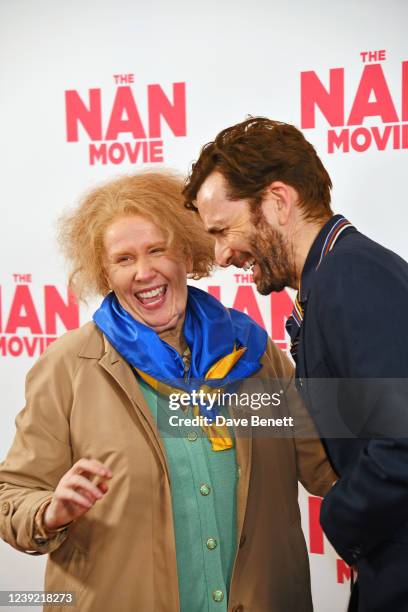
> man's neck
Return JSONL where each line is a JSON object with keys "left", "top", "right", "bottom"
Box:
{"left": 290, "top": 214, "right": 331, "bottom": 287}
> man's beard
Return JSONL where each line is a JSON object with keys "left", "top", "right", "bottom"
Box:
{"left": 249, "top": 214, "right": 295, "bottom": 295}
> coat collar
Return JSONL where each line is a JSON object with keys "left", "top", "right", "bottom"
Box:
{"left": 78, "top": 323, "right": 170, "bottom": 481}
{"left": 76, "top": 322, "right": 254, "bottom": 534}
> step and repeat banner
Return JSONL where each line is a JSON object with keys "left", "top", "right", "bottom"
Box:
{"left": 1, "top": 1, "right": 407, "bottom": 610}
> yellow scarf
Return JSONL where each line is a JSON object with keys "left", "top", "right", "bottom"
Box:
{"left": 136, "top": 346, "right": 246, "bottom": 451}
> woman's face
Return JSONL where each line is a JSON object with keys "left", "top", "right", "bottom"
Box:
{"left": 103, "top": 215, "right": 189, "bottom": 335}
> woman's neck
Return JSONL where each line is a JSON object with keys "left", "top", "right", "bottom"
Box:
{"left": 159, "top": 321, "right": 187, "bottom": 355}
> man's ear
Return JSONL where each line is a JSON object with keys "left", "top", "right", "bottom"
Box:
{"left": 262, "top": 181, "right": 296, "bottom": 227}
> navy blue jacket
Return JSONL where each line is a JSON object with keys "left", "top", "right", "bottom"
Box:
{"left": 291, "top": 215, "right": 408, "bottom": 612}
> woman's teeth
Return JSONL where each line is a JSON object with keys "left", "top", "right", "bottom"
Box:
{"left": 135, "top": 285, "right": 166, "bottom": 303}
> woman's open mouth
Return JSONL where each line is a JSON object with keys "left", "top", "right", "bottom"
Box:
{"left": 134, "top": 284, "right": 168, "bottom": 309}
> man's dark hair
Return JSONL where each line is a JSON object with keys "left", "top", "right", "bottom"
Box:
{"left": 183, "top": 117, "right": 333, "bottom": 220}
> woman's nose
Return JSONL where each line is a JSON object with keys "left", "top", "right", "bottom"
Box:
{"left": 133, "top": 258, "right": 156, "bottom": 281}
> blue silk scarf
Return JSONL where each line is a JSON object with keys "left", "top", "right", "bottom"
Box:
{"left": 93, "top": 286, "right": 267, "bottom": 422}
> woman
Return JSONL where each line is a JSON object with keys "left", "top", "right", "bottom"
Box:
{"left": 0, "top": 171, "right": 335, "bottom": 612}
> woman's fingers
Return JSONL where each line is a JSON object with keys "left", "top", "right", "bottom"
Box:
{"left": 97, "top": 481, "right": 109, "bottom": 494}
{"left": 70, "top": 458, "right": 112, "bottom": 480}
{"left": 43, "top": 458, "right": 113, "bottom": 531}
{"left": 58, "top": 487, "right": 93, "bottom": 510}
{"left": 67, "top": 474, "right": 104, "bottom": 502}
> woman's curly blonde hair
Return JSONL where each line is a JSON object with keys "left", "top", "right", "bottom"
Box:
{"left": 58, "top": 171, "right": 215, "bottom": 301}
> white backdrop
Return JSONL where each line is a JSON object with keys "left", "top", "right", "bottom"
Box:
{"left": 1, "top": 1, "right": 407, "bottom": 610}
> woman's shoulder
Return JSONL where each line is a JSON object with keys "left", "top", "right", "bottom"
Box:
{"left": 33, "top": 321, "right": 104, "bottom": 369}
{"left": 261, "top": 338, "right": 295, "bottom": 379}
{"left": 48, "top": 320, "right": 101, "bottom": 351}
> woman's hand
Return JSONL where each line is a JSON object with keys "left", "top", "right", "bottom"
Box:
{"left": 43, "top": 458, "right": 112, "bottom": 531}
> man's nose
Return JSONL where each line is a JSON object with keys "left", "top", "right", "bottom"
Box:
{"left": 215, "top": 241, "right": 234, "bottom": 267}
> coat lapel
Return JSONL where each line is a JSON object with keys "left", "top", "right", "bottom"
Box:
{"left": 234, "top": 424, "right": 252, "bottom": 546}
{"left": 79, "top": 325, "right": 170, "bottom": 482}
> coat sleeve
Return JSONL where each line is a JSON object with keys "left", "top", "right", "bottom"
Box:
{"left": 0, "top": 340, "right": 75, "bottom": 555}
{"left": 263, "top": 340, "right": 337, "bottom": 497}
{"left": 317, "top": 251, "right": 408, "bottom": 565}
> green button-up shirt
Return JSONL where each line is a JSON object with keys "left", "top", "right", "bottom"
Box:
{"left": 139, "top": 379, "right": 238, "bottom": 611}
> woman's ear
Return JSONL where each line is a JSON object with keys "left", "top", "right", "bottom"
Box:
{"left": 186, "top": 256, "right": 194, "bottom": 275}
{"left": 102, "top": 269, "right": 112, "bottom": 292}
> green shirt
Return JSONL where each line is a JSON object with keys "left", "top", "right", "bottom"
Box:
{"left": 139, "top": 379, "right": 238, "bottom": 611}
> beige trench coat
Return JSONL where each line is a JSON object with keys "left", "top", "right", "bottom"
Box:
{"left": 0, "top": 322, "right": 335, "bottom": 612}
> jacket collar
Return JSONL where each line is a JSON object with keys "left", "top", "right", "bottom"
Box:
{"left": 78, "top": 323, "right": 170, "bottom": 481}
{"left": 77, "top": 322, "right": 109, "bottom": 359}
{"left": 299, "top": 214, "right": 356, "bottom": 302}
{"left": 76, "top": 322, "right": 254, "bottom": 530}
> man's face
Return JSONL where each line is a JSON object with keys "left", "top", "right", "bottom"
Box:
{"left": 196, "top": 171, "right": 294, "bottom": 294}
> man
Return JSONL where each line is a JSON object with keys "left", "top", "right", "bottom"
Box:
{"left": 184, "top": 117, "right": 408, "bottom": 612}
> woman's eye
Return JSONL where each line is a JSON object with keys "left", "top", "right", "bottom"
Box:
{"left": 117, "top": 256, "right": 133, "bottom": 264}
{"left": 150, "top": 247, "right": 165, "bottom": 255}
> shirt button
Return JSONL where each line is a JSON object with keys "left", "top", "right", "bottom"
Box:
{"left": 187, "top": 431, "right": 198, "bottom": 442}
{"left": 232, "top": 606, "right": 244, "bottom": 612}
{"left": 206, "top": 537, "right": 218, "bottom": 550}
{"left": 200, "top": 483, "right": 211, "bottom": 496}
{"left": 212, "top": 590, "right": 224, "bottom": 602}
{"left": 237, "top": 466, "right": 242, "bottom": 478}
{"left": 1, "top": 502, "right": 10, "bottom": 515}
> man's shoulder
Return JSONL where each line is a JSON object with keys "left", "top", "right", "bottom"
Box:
{"left": 335, "top": 229, "right": 403, "bottom": 256}
{"left": 315, "top": 231, "right": 408, "bottom": 296}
